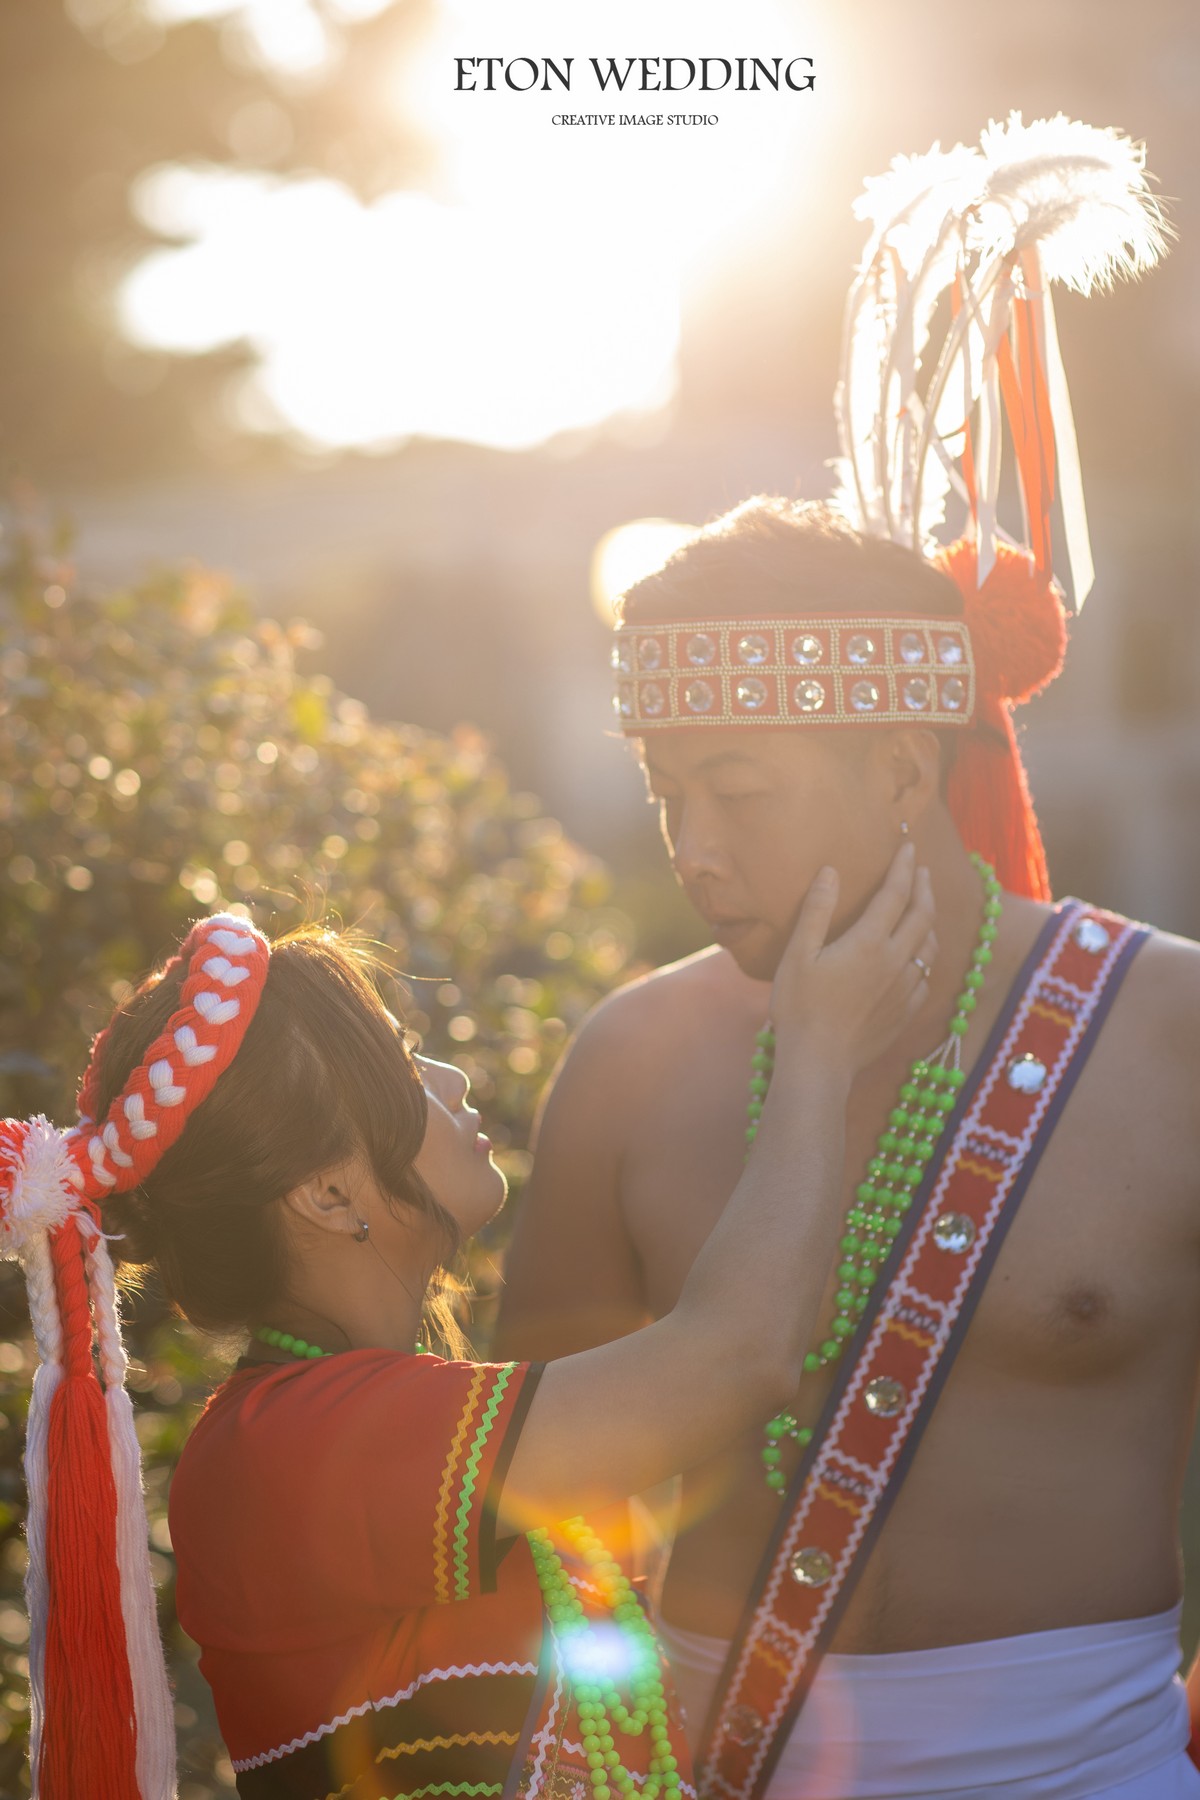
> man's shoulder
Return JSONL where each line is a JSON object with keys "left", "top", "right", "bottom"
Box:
{"left": 1055, "top": 896, "right": 1200, "bottom": 1073}
{"left": 561, "top": 946, "right": 764, "bottom": 1073}
{"left": 1113, "top": 917, "right": 1200, "bottom": 1054}
{"left": 590, "top": 944, "right": 759, "bottom": 1029}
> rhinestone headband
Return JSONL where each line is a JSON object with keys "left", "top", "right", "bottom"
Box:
{"left": 612, "top": 618, "right": 976, "bottom": 731}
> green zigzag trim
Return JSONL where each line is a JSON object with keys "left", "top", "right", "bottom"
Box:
{"left": 389, "top": 1785, "right": 504, "bottom": 1799}
{"left": 452, "top": 1363, "right": 515, "bottom": 1600}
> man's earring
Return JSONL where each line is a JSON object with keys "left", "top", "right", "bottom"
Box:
{"left": 353, "top": 1219, "right": 370, "bottom": 1244}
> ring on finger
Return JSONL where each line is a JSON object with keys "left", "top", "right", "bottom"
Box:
{"left": 912, "top": 956, "right": 932, "bottom": 981}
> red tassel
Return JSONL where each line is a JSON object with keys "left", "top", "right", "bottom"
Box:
{"left": 946, "top": 707, "right": 1052, "bottom": 902}
{"left": 934, "top": 537, "right": 1068, "bottom": 902}
{"left": 42, "top": 1223, "right": 140, "bottom": 1800}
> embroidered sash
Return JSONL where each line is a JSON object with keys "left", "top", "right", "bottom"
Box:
{"left": 697, "top": 900, "right": 1148, "bottom": 1800}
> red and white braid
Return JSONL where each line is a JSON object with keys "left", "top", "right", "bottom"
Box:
{"left": 0, "top": 913, "right": 270, "bottom": 1800}
{"left": 73, "top": 915, "right": 270, "bottom": 1192}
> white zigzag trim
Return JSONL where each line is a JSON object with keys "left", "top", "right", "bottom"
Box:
{"left": 1039, "top": 973, "right": 1093, "bottom": 1006}
{"left": 526, "top": 1634, "right": 566, "bottom": 1796}
{"left": 887, "top": 1282, "right": 953, "bottom": 1324}
{"left": 825, "top": 1447, "right": 882, "bottom": 1488}
{"left": 962, "top": 1119, "right": 1026, "bottom": 1155}
{"left": 231, "top": 1660, "right": 539, "bottom": 1771}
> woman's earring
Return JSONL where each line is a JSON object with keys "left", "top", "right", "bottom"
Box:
{"left": 899, "top": 820, "right": 910, "bottom": 838}
{"left": 353, "top": 1220, "right": 370, "bottom": 1244}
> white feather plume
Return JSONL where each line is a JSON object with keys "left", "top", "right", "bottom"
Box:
{"left": 832, "top": 112, "right": 1169, "bottom": 590}
{"left": 974, "top": 114, "right": 1171, "bottom": 293}
{"left": 835, "top": 141, "right": 984, "bottom": 541}
{"left": 853, "top": 140, "right": 984, "bottom": 275}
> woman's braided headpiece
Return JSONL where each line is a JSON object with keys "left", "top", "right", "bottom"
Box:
{"left": 0, "top": 913, "right": 270, "bottom": 1800}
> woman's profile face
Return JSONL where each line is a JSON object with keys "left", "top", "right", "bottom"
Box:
{"left": 412, "top": 1055, "right": 508, "bottom": 1237}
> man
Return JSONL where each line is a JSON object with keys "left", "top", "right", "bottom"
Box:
{"left": 496, "top": 121, "right": 1200, "bottom": 1799}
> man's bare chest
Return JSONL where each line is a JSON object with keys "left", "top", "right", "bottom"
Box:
{"left": 620, "top": 1026, "right": 1198, "bottom": 1389}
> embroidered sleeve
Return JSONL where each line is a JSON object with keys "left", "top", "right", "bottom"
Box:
{"left": 357, "top": 1352, "right": 542, "bottom": 1610}
{"left": 429, "top": 1359, "right": 539, "bottom": 1604}
{"left": 173, "top": 1351, "right": 543, "bottom": 1633}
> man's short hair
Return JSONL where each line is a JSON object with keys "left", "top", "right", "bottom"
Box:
{"left": 618, "top": 497, "right": 963, "bottom": 628}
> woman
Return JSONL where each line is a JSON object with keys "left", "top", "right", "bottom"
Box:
{"left": 2, "top": 844, "right": 932, "bottom": 1800}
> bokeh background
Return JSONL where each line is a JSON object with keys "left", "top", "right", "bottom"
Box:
{"left": 0, "top": 1, "right": 1198, "bottom": 1794}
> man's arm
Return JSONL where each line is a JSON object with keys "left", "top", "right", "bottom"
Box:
{"left": 493, "top": 989, "right": 654, "bottom": 1362}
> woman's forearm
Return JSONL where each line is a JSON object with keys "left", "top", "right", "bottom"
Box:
{"left": 671, "top": 1027, "right": 852, "bottom": 1415}
{"left": 497, "top": 1031, "right": 855, "bottom": 1529}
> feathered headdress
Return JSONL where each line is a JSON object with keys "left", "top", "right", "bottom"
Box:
{"left": 829, "top": 112, "right": 1170, "bottom": 894}
{"left": 610, "top": 115, "right": 1168, "bottom": 898}
{"left": 833, "top": 112, "right": 1170, "bottom": 595}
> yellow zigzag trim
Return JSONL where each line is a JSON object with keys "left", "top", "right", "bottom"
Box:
{"left": 753, "top": 1640, "right": 794, "bottom": 1679}
{"left": 384, "top": 1785, "right": 503, "bottom": 1800}
{"left": 1029, "top": 1000, "right": 1074, "bottom": 1030}
{"left": 433, "top": 1365, "right": 489, "bottom": 1605}
{"left": 377, "top": 1732, "right": 520, "bottom": 1763}
{"left": 453, "top": 1366, "right": 514, "bottom": 1600}
{"left": 884, "top": 1317, "right": 936, "bottom": 1350}
{"left": 955, "top": 1157, "right": 1003, "bottom": 1185}
{"left": 815, "top": 1482, "right": 861, "bottom": 1517}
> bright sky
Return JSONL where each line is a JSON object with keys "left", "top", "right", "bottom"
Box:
{"left": 121, "top": 0, "right": 836, "bottom": 451}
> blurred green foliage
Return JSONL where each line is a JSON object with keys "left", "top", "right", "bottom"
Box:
{"left": 0, "top": 502, "right": 632, "bottom": 1797}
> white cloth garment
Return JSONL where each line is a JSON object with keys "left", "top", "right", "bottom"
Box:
{"left": 656, "top": 1604, "right": 1200, "bottom": 1799}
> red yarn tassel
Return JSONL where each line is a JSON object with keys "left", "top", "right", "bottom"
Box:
{"left": 946, "top": 704, "right": 1052, "bottom": 902}
{"left": 934, "top": 537, "right": 1066, "bottom": 902}
{"left": 43, "top": 1223, "right": 140, "bottom": 1800}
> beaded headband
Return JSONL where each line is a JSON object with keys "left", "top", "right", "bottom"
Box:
{"left": 612, "top": 617, "right": 976, "bottom": 733}
{"left": 0, "top": 912, "right": 271, "bottom": 1799}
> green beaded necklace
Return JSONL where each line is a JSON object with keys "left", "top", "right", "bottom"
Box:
{"left": 253, "top": 1326, "right": 429, "bottom": 1358}
{"left": 750, "top": 853, "right": 1002, "bottom": 1493}
{"left": 529, "top": 1517, "right": 681, "bottom": 1799}
{"left": 254, "top": 1336, "right": 679, "bottom": 1794}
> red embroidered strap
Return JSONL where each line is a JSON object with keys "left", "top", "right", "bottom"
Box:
{"left": 698, "top": 901, "right": 1148, "bottom": 1800}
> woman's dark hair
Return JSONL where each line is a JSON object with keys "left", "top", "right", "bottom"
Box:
{"left": 93, "top": 928, "right": 464, "bottom": 1350}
